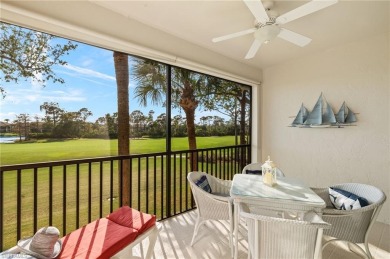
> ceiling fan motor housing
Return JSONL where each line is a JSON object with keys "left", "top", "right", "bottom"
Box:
{"left": 254, "top": 24, "right": 280, "bottom": 43}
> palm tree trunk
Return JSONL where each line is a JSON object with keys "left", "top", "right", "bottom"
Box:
{"left": 184, "top": 108, "right": 198, "bottom": 171}
{"left": 240, "top": 90, "right": 247, "bottom": 145}
{"left": 180, "top": 80, "right": 199, "bottom": 171}
{"left": 114, "top": 51, "right": 130, "bottom": 206}
{"left": 239, "top": 90, "right": 247, "bottom": 168}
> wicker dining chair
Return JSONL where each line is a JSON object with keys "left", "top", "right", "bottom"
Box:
{"left": 311, "top": 183, "right": 386, "bottom": 259}
{"left": 241, "top": 162, "right": 285, "bottom": 177}
{"left": 240, "top": 203, "right": 331, "bottom": 259}
{"left": 187, "top": 171, "right": 234, "bottom": 255}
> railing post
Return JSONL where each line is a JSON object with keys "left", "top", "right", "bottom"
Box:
{"left": 33, "top": 168, "right": 38, "bottom": 233}
{"left": 62, "top": 165, "right": 67, "bottom": 235}
{"left": 110, "top": 160, "right": 114, "bottom": 212}
{"left": 76, "top": 164, "right": 80, "bottom": 228}
{"left": 166, "top": 64, "right": 172, "bottom": 218}
{"left": 17, "top": 169, "right": 21, "bottom": 241}
{"left": 0, "top": 170, "right": 3, "bottom": 250}
{"left": 49, "top": 167, "right": 53, "bottom": 226}
{"left": 99, "top": 161, "right": 103, "bottom": 218}
{"left": 88, "top": 162, "right": 92, "bottom": 223}
{"left": 119, "top": 159, "right": 123, "bottom": 208}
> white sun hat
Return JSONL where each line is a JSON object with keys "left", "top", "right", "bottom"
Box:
{"left": 17, "top": 227, "right": 62, "bottom": 259}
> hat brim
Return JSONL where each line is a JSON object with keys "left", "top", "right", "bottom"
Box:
{"left": 17, "top": 238, "right": 62, "bottom": 259}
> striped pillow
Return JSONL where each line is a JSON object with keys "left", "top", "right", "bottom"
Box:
{"left": 329, "top": 187, "right": 369, "bottom": 210}
{"left": 195, "top": 175, "right": 212, "bottom": 193}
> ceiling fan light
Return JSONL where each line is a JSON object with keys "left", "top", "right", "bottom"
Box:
{"left": 254, "top": 25, "right": 280, "bottom": 44}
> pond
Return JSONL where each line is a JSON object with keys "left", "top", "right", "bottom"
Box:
{"left": 0, "top": 136, "right": 25, "bottom": 143}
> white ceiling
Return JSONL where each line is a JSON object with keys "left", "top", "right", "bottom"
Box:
{"left": 91, "top": 0, "right": 389, "bottom": 69}
{"left": 1, "top": 0, "right": 389, "bottom": 80}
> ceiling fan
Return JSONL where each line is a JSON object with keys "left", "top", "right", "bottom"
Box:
{"left": 212, "top": 0, "right": 338, "bottom": 59}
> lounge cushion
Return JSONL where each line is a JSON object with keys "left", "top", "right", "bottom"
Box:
{"left": 106, "top": 206, "right": 156, "bottom": 234}
{"left": 195, "top": 175, "right": 212, "bottom": 193}
{"left": 246, "top": 169, "right": 262, "bottom": 175}
{"left": 58, "top": 218, "right": 138, "bottom": 259}
{"left": 57, "top": 207, "right": 156, "bottom": 259}
{"left": 329, "top": 187, "right": 369, "bottom": 210}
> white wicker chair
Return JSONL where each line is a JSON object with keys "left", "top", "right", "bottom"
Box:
{"left": 311, "top": 183, "right": 386, "bottom": 259}
{"left": 240, "top": 203, "right": 331, "bottom": 259}
{"left": 187, "top": 171, "right": 234, "bottom": 255}
{"left": 241, "top": 162, "right": 285, "bottom": 177}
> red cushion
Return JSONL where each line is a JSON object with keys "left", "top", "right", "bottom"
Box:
{"left": 58, "top": 218, "right": 138, "bottom": 259}
{"left": 106, "top": 206, "right": 156, "bottom": 234}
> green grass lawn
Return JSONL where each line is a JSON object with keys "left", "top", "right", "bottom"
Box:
{"left": 0, "top": 136, "right": 236, "bottom": 165}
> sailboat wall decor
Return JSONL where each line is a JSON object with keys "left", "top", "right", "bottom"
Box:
{"left": 290, "top": 93, "right": 357, "bottom": 128}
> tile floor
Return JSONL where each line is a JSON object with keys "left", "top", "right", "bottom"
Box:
{"left": 133, "top": 210, "right": 389, "bottom": 259}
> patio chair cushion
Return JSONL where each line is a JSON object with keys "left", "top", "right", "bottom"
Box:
{"left": 245, "top": 169, "right": 262, "bottom": 175}
{"left": 106, "top": 206, "right": 156, "bottom": 234}
{"left": 58, "top": 218, "right": 138, "bottom": 259}
{"left": 195, "top": 175, "right": 212, "bottom": 193}
{"left": 329, "top": 187, "right": 369, "bottom": 210}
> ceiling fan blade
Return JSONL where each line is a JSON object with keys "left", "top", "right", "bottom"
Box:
{"left": 277, "top": 28, "right": 312, "bottom": 47}
{"left": 276, "top": 0, "right": 338, "bottom": 25}
{"left": 245, "top": 39, "right": 262, "bottom": 59}
{"left": 243, "top": 0, "right": 269, "bottom": 24}
{"left": 212, "top": 28, "right": 257, "bottom": 43}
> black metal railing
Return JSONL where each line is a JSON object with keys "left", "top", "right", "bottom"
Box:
{"left": 0, "top": 144, "right": 250, "bottom": 250}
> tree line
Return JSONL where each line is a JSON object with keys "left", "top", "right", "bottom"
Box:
{"left": 1, "top": 102, "right": 246, "bottom": 140}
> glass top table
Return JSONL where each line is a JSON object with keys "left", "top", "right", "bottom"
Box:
{"left": 230, "top": 174, "right": 326, "bottom": 259}
{"left": 230, "top": 174, "right": 325, "bottom": 205}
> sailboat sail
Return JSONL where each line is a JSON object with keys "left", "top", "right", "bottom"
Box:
{"left": 335, "top": 101, "right": 347, "bottom": 123}
{"left": 304, "top": 95, "right": 322, "bottom": 125}
{"left": 291, "top": 103, "right": 308, "bottom": 126}
{"left": 345, "top": 107, "right": 357, "bottom": 123}
{"left": 336, "top": 101, "right": 357, "bottom": 124}
{"left": 303, "top": 93, "right": 336, "bottom": 126}
{"left": 323, "top": 103, "right": 336, "bottom": 124}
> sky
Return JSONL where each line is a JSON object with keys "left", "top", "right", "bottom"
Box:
{"left": 0, "top": 37, "right": 199, "bottom": 123}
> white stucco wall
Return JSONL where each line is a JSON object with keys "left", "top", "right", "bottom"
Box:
{"left": 261, "top": 33, "right": 389, "bottom": 224}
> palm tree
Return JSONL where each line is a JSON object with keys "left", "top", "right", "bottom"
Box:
{"left": 113, "top": 51, "right": 130, "bottom": 206}
{"left": 133, "top": 59, "right": 213, "bottom": 170}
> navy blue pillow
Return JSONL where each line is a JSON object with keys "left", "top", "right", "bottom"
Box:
{"left": 329, "top": 187, "right": 369, "bottom": 210}
{"left": 246, "top": 169, "right": 262, "bottom": 175}
{"left": 195, "top": 175, "right": 212, "bottom": 193}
